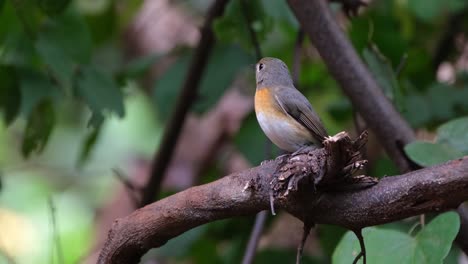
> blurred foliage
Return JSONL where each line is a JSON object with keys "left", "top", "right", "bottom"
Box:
{"left": 0, "top": 0, "right": 468, "bottom": 263}
{"left": 333, "top": 212, "right": 460, "bottom": 264}
{"left": 405, "top": 117, "right": 468, "bottom": 166}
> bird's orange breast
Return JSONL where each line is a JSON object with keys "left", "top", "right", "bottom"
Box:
{"left": 254, "top": 88, "right": 282, "bottom": 117}
{"left": 254, "top": 87, "right": 314, "bottom": 152}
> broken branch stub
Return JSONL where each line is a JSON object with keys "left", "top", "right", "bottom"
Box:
{"left": 271, "top": 131, "right": 377, "bottom": 208}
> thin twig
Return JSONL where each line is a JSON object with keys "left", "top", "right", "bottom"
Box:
{"left": 296, "top": 223, "right": 312, "bottom": 264}
{"left": 240, "top": 0, "right": 262, "bottom": 61}
{"left": 395, "top": 53, "right": 408, "bottom": 77}
{"left": 432, "top": 6, "right": 468, "bottom": 71}
{"left": 241, "top": 210, "right": 268, "bottom": 264}
{"left": 113, "top": 169, "right": 141, "bottom": 208}
{"left": 48, "top": 197, "right": 64, "bottom": 264}
{"left": 352, "top": 229, "right": 366, "bottom": 264}
{"left": 292, "top": 29, "right": 305, "bottom": 86}
{"left": 140, "top": 0, "right": 230, "bottom": 207}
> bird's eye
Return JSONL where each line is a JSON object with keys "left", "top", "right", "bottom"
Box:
{"left": 257, "top": 63, "right": 264, "bottom": 71}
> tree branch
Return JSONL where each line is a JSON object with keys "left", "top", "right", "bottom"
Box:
{"left": 287, "top": 0, "right": 415, "bottom": 172}
{"left": 287, "top": 0, "right": 468, "bottom": 255}
{"left": 140, "top": 0, "right": 230, "bottom": 206}
{"left": 98, "top": 153, "right": 468, "bottom": 263}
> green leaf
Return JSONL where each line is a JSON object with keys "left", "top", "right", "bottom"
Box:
{"left": 0, "top": 65, "right": 21, "bottom": 125}
{"left": 401, "top": 94, "right": 431, "bottom": 127}
{"left": 327, "top": 98, "right": 353, "bottom": 122}
{"left": 362, "top": 44, "right": 403, "bottom": 109}
{"left": 426, "top": 83, "right": 457, "bottom": 121}
{"left": 38, "top": 11, "right": 92, "bottom": 64}
{"left": 333, "top": 228, "right": 413, "bottom": 264}
{"left": 333, "top": 213, "right": 460, "bottom": 264}
{"left": 436, "top": 117, "right": 468, "bottom": 154}
{"left": 37, "top": 0, "right": 72, "bottom": 16}
{"left": 408, "top": 0, "right": 468, "bottom": 23}
{"left": 318, "top": 225, "right": 347, "bottom": 258}
{"left": 21, "top": 99, "right": 55, "bottom": 157}
{"left": 414, "top": 212, "right": 460, "bottom": 263}
{"left": 213, "top": 0, "right": 273, "bottom": 53}
{"left": 404, "top": 141, "right": 464, "bottom": 167}
{"left": 19, "top": 68, "right": 62, "bottom": 116}
{"left": 35, "top": 33, "right": 76, "bottom": 90}
{"left": 35, "top": 11, "right": 92, "bottom": 90}
{"left": 77, "top": 123, "right": 102, "bottom": 166}
{"left": 75, "top": 65, "right": 125, "bottom": 127}
{"left": 407, "top": 0, "right": 443, "bottom": 23}
{"left": 120, "top": 53, "right": 161, "bottom": 80}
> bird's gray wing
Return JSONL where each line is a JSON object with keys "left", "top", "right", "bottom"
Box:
{"left": 273, "top": 87, "right": 328, "bottom": 142}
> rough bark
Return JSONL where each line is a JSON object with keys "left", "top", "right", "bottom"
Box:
{"left": 98, "top": 131, "right": 468, "bottom": 263}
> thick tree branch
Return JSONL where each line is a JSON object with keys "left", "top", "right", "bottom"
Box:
{"left": 287, "top": 0, "right": 415, "bottom": 172}
{"left": 98, "top": 154, "right": 468, "bottom": 263}
{"left": 287, "top": 0, "right": 468, "bottom": 254}
{"left": 141, "top": 0, "right": 230, "bottom": 206}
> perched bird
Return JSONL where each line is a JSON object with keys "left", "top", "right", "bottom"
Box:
{"left": 254, "top": 57, "right": 328, "bottom": 152}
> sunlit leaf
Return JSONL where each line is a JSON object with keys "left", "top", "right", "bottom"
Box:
{"left": 0, "top": 65, "right": 20, "bottom": 125}
{"left": 21, "top": 100, "right": 55, "bottom": 157}
{"left": 404, "top": 141, "right": 463, "bottom": 167}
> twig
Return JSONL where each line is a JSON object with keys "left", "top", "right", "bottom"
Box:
{"left": 432, "top": 6, "right": 468, "bottom": 71}
{"left": 140, "top": 0, "right": 230, "bottom": 207}
{"left": 240, "top": 0, "right": 262, "bottom": 61}
{"left": 48, "top": 197, "right": 64, "bottom": 264}
{"left": 456, "top": 203, "right": 468, "bottom": 253}
{"left": 296, "top": 222, "right": 312, "bottom": 264}
{"left": 395, "top": 53, "right": 408, "bottom": 77}
{"left": 292, "top": 29, "right": 305, "bottom": 86}
{"left": 352, "top": 229, "right": 366, "bottom": 264}
{"left": 241, "top": 210, "right": 268, "bottom": 264}
{"left": 98, "top": 155, "right": 468, "bottom": 263}
{"left": 113, "top": 169, "right": 141, "bottom": 207}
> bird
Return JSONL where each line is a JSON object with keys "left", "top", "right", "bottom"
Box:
{"left": 254, "top": 57, "right": 328, "bottom": 153}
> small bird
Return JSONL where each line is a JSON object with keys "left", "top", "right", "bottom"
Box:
{"left": 254, "top": 57, "right": 328, "bottom": 153}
